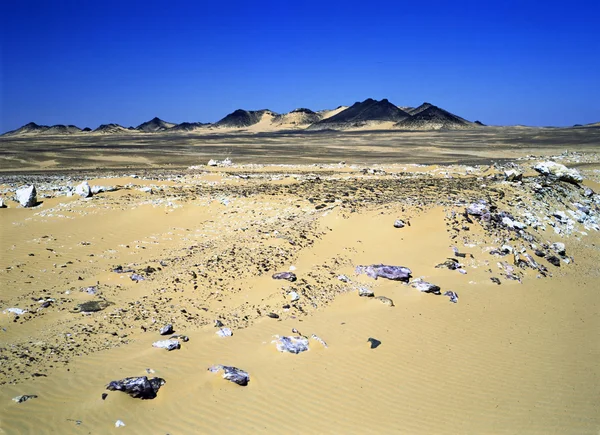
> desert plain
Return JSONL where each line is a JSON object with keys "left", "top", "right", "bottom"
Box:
{"left": 0, "top": 127, "right": 599, "bottom": 434}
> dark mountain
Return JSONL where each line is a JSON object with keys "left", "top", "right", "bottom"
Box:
{"left": 44, "top": 125, "right": 82, "bottom": 135}
{"left": 136, "top": 117, "right": 177, "bottom": 132}
{"left": 2, "top": 122, "right": 49, "bottom": 136}
{"left": 311, "top": 98, "right": 410, "bottom": 129}
{"left": 214, "top": 109, "right": 273, "bottom": 128}
{"left": 94, "top": 123, "right": 132, "bottom": 134}
{"left": 396, "top": 104, "right": 473, "bottom": 130}
{"left": 82, "top": 127, "right": 92, "bottom": 132}
{"left": 169, "top": 122, "right": 209, "bottom": 132}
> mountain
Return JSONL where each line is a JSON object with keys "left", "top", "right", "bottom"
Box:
{"left": 272, "top": 108, "right": 321, "bottom": 127}
{"left": 310, "top": 98, "right": 411, "bottom": 130}
{"left": 169, "top": 122, "right": 209, "bottom": 132}
{"left": 2, "top": 122, "right": 50, "bottom": 136}
{"left": 94, "top": 123, "right": 132, "bottom": 134}
{"left": 317, "top": 106, "right": 348, "bottom": 121}
{"left": 136, "top": 117, "right": 177, "bottom": 132}
{"left": 44, "top": 125, "right": 82, "bottom": 135}
{"left": 396, "top": 104, "right": 473, "bottom": 130}
{"left": 214, "top": 109, "right": 275, "bottom": 128}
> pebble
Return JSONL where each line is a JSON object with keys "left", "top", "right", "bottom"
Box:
{"left": 367, "top": 338, "right": 381, "bottom": 349}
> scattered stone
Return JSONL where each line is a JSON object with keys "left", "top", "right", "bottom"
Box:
{"left": 534, "top": 161, "right": 583, "bottom": 184}
{"left": 159, "top": 324, "right": 174, "bottom": 335}
{"left": 466, "top": 200, "right": 488, "bottom": 216}
{"left": 367, "top": 338, "right": 381, "bottom": 349}
{"left": 115, "top": 420, "right": 126, "bottom": 428}
{"left": 208, "top": 365, "right": 250, "bottom": 386}
{"left": 152, "top": 339, "right": 181, "bottom": 351}
{"left": 504, "top": 169, "right": 523, "bottom": 182}
{"left": 75, "top": 181, "right": 92, "bottom": 198}
{"left": 16, "top": 185, "right": 37, "bottom": 207}
{"left": 337, "top": 274, "right": 350, "bottom": 282}
{"left": 214, "top": 319, "right": 224, "bottom": 328}
{"left": 583, "top": 187, "right": 594, "bottom": 197}
{"left": 169, "top": 334, "right": 189, "bottom": 342}
{"left": 393, "top": 219, "right": 405, "bottom": 228}
{"left": 551, "top": 242, "right": 566, "bottom": 256}
{"left": 358, "top": 287, "right": 374, "bottom": 297}
{"left": 272, "top": 271, "right": 297, "bottom": 282}
{"left": 355, "top": 264, "right": 412, "bottom": 282}
{"left": 273, "top": 335, "right": 309, "bottom": 354}
{"left": 138, "top": 187, "right": 153, "bottom": 194}
{"left": 81, "top": 286, "right": 98, "bottom": 295}
{"left": 374, "top": 296, "right": 394, "bottom": 306}
{"left": 547, "top": 256, "right": 561, "bottom": 267}
{"left": 106, "top": 376, "right": 165, "bottom": 399}
{"left": 534, "top": 250, "right": 546, "bottom": 258}
{"left": 411, "top": 280, "right": 441, "bottom": 294}
{"left": 266, "top": 312, "right": 280, "bottom": 319}
{"left": 0, "top": 198, "right": 5, "bottom": 208}
{"left": 289, "top": 291, "right": 300, "bottom": 302}
{"left": 310, "top": 334, "right": 328, "bottom": 348}
{"left": 112, "top": 265, "right": 134, "bottom": 273}
{"left": 101, "top": 393, "right": 108, "bottom": 400}
{"left": 12, "top": 395, "right": 37, "bottom": 403}
{"left": 71, "top": 300, "right": 113, "bottom": 313}
{"left": 130, "top": 273, "right": 145, "bottom": 282}
{"left": 436, "top": 258, "right": 460, "bottom": 270}
{"left": 3, "top": 308, "right": 27, "bottom": 315}
{"left": 490, "top": 277, "right": 502, "bottom": 285}
{"left": 216, "top": 328, "right": 233, "bottom": 337}
{"left": 443, "top": 291, "right": 459, "bottom": 303}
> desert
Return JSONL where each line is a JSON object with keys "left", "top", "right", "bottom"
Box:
{"left": 1, "top": 115, "right": 599, "bottom": 433}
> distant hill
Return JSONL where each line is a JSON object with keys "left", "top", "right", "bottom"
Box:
{"left": 44, "top": 125, "right": 82, "bottom": 135}
{"left": 94, "top": 124, "right": 132, "bottom": 134}
{"left": 2, "top": 122, "right": 50, "bottom": 136}
{"left": 272, "top": 108, "right": 321, "bottom": 127}
{"left": 396, "top": 104, "right": 474, "bottom": 130}
{"left": 169, "top": 122, "right": 209, "bottom": 132}
{"left": 136, "top": 117, "right": 177, "bottom": 132}
{"left": 214, "top": 109, "right": 276, "bottom": 128}
{"left": 314, "top": 98, "right": 411, "bottom": 129}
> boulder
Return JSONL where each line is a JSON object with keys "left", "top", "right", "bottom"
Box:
{"left": 273, "top": 335, "right": 309, "bottom": 354}
{"left": 208, "top": 365, "right": 249, "bottom": 386}
{"left": 16, "top": 185, "right": 37, "bottom": 207}
{"left": 159, "top": 324, "right": 174, "bottom": 335}
{"left": 152, "top": 339, "right": 181, "bottom": 351}
{"left": 393, "top": 219, "right": 405, "bottom": 228}
{"left": 106, "top": 376, "right": 165, "bottom": 399}
{"left": 355, "top": 264, "right": 412, "bottom": 282}
{"left": 411, "top": 280, "right": 441, "bottom": 295}
{"left": 75, "top": 181, "right": 92, "bottom": 198}
{"left": 534, "top": 161, "right": 583, "bottom": 184}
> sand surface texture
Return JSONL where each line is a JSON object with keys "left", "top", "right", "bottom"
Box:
{"left": 1, "top": 152, "right": 599, "bottom": 434}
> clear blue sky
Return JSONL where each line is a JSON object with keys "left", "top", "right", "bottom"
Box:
{"left": 1, "top": 0, "right": 599, "bottom": 133}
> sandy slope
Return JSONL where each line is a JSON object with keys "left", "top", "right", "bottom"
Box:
{"left": 0, "top": 161, "right": 599, "bottom": 434}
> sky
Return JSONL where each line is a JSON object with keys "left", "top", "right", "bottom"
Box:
{"left": 1, "top": 0, "right": 599, "bottom": 133}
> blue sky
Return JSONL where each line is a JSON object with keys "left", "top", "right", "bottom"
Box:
{"left": 1, "top": 0, "right": 599, "bottom": 132}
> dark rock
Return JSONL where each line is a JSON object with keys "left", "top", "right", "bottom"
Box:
{"left": 436, "top": 258, "right": 460, "bottom": 270}
{"left": 443, "top": 291, "right": 459, "bottom": 303}
{"left": 266, "top": 312, "right": 280, "bottom": 319}
{"left": 547, "top": 256, "right": 561, "bottom": 267}
{"left": 534, "top": 250, "right": 546, "bottom": 258}
{"left": 367, "top": 338, "right": 381, "bottom": 349}
{"left": 106, "top": 376, "right": 165, "bottom": 399}
{"left": 490, "top": 277, "right": 501, "bottom": 285}
{"left": 102, "top": 393, "right": 108, "bottom": 400}
{"left": 355, "top": 264, "right": 412, "bottom": 282}
{"left": 71, "top": 300, "right": 113, "bottom": 313}
{"left": 208, "top": 365, "right": 250, "bottom": 386}
{"left": 411, "top": 280, "right": 441, "bottom": 294}
{"left": 12, "top": 394, "right": 38, "bottom": 403}
{"left": 272, "top": 271, "right": 297, "bottom": 282}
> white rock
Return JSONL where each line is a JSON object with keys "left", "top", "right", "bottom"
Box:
{"left": 152, "top": 339, "right": 181, "bottom": 351}
{"left": 0, "top": 198, "right": 5, "bottom": 208}
{"left": 16, "top": 185, "right": 37, "bottom": 207}
{"left": 551, "top": 242, "right": 566, "bottom": 256}
{"left": 216, "top": 328, "right": 233, "bottom": 337}
{"left": 534, "top": 161, "right": 583, "bottom": 183}
{"left": 115, "top": 420, "right": 125, "bottom": 428}
{"left": 207, "top": 159, "right": 218, "bottom": 166}
{"left": 3, "top": 308, "right": 27, "bottom": 315}
{"left": 75, "top": 181, "right": 92, "bottom": 198}
{"left": 289, "top": 291, "right": 300, "bottom": 302}
{"left": 504, "top": 169, "right": 522, "bottom": 182}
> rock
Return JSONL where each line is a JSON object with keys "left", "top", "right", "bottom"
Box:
{"left": 583, "top": 187, "right": 594, "bottom": 197}
{"left": 551, "top": 242, "right": 566, "bottom": 256}
{"left": 273, "top": 335, "right": 309, "bottom": 354}
{"left": 130, "top": 273, "right": 145, "bottom": 282}
{"left": 534, "top": 161, "right": 583, "bottom": 184}
{"left": 310, "top": 334, "right": 328, "bottom": 348}
{"left": 16, "top": 185, "right": 37, "bottom": 207}
{"left": 411, "top": 280, "right": 441, "bottom": 294}
{"left": 106, "top": 376, "right": 165, "bottom": 399}
{"left": 466, "top": 200, "right": 488, "bottom": 216}
{"left": 214, "top": 319, "right": 224, "bottom": 328}
{"left": 159, "top": 324, "right": 174, "bottom": 335}
{"left": 547, "top": 255, "right": 561, "bottom": 267}
{"left": 355, "top": 264, "right": 412, "bottom": 282}
{"left": 169, "top": 334, "right": 189, "bottom": 342}
{"left": 393, "top": 219, "right": 405, "bottom": 228}
{"left": 207, "top": 159, "right": 218, "bottom": 166}
{"left": 504, "top": 169, "right": 523, "bottom": 182}
{"left": 289, "top": 291, "right": 300, "bottom": 302}
{"left": 138, "top": 187, "right": 153, "bottom": 194}
{"left": 12, "top": 395, "right": 37, "bottom": 403}
{"left": 534, "top": 250, "right": 546, "bottom": 257}
{"left": 272, "top": 271, "right": 297, "bottom": 282}
{"left": 3, "top": 307, "right": 27, "bottom": 315}
{"left": 208, "top": 365, "right": 250, "bottom": 386}
{"left": 436, "top": 258, "right": 460, "bottom": 270}
{"left": 75, "top": 181, "right": 92, "bottom": 198}
{"left": 115, "top": 420, "right": 126, "bottom": 428}
{"left": 152, "top": 339, "right": 181, "bottom": 351}
{"left": 374, "top": 296, "right": 394, "bottom": 306}
{"left": 337, "top": 274, "right": 350, "bottom": 283}
{"left": 490, "top": 277, "right": 502, "bottom": 285}
{"left": 443, "top": 291, "right": 459, "bottom": 303}
{"left": 367, "top": 338, "right": 381, "bottom": 349}
{"left": 358, "top": 287, "right": 374, "bottom": 297}
{"left": 71, "top": 300, "right": 113, "bottom": 313}
{"left": 0, "top": 198, "right": 5, "bottom": 208}
{"left": 266, "top": 312, "right": 279, "bottom": 319}
{"left": 216, "top": 328, "right": 233, "bottom": 337}
{"left": 112, "top": 265, "right": 134, "bottom": 273}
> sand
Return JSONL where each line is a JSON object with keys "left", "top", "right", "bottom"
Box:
{"left": 0, "top": 148, "right": 599, "bottom": 434}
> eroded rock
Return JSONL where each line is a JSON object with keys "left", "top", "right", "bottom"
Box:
{"left": 208, "top": 365, "right": 249, "bottom": 386}
{"left": 106, "top": 376, "right": 165, "bottom": 399}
